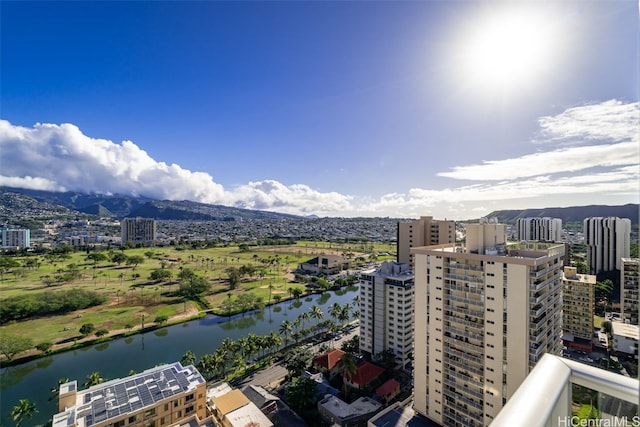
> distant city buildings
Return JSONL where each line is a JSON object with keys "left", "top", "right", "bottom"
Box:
{"left": 1, "top": 228, "right": 30, "bottom": 249}
{"left": 359, "top": 261, "right": 414, "bottom": 368}
{"left": 621, "top": 258, "right": 640, "bottom": 325}
{"left": 411, "top": 218, "right": 565, "bottom": 426}
{"left": 562, "top": 266, "right": 596, "bottom": 351}
{"left": 516, "top": 217, "right": 562, "bottom": 242}
{"left": 396, "top": 216, "right": 455, "bottom": 270}
{"left": 53, "top": 362, "right": 212, "bottom": 427}
{"left": 583, "top": 217, "right": 631, "bottom": 274}
{"left": 121, "top": 217, "right": 157, "bottom": 246}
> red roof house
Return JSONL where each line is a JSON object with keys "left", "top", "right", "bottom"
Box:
{"left": 375, "top": 379, "right": 400, "bottom": 402}
{"left": 344, "top": 361, "right": 385, "bottom": 389}
{"left": 313, "top": 349, "right": 346, "bottom": 376}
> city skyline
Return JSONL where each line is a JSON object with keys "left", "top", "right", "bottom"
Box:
{"left": 1, "top": 1, "right": 638, "bottom": 219}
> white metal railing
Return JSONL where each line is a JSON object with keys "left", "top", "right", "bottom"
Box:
{"left": 490, "top": 354, "right": 639, "bottom": 427}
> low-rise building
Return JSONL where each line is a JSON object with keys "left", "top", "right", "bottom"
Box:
{"left": 53, "top": 362, "right": 213, "bottom": 427}
{"left": 209, "top": 388, "right": 273, "bottom": 427}
{"left": 611, "top": 322, "right": 639, "bottom": 359}
{"left": 317, "top": 395, "right": 382, "bottom": 427}
{"left": 299, "top": 254, "right": 349, "bottom": 275}
{"left": 313, "top": 348, "right": 346, "bottom": 378}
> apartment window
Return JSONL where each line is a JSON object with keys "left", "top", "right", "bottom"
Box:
{"left": 160, "top": 417, "right": 168, "bottom": 426}
{"left": 185, "top": 405, "right": 195, "bottom": 415}
{"left": 185, "top": 393, "right": 195, "bottom": 402}
{"left": 163, "top": 403, "right": 170, "bottom": 412}
{"left": 114, "top": 420, "right": 125, "bottom": 427}
{"left": 173, "top": 398, "right": 183, "bottom": 407}
{"left": 144, "top": 409, "right": 156, "bottom": 419}
{"left": 129, "top": 415, "right": 141, "bottom": 423}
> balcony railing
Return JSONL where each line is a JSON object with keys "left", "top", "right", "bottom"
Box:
{"left": 490, "top": 354, "right": 639, "bottom": 427}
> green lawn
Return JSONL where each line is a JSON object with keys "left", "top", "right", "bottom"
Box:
{"left": 0, "top": 241, "right": 382, "bottom": 359}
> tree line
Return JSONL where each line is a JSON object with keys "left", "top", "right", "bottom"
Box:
{"left": 0, "top": 288, "right": 107, "bottom": 324}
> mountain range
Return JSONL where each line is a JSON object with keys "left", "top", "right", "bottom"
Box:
{"left": 0, "top": 186, "right": 637, "bottom": 226}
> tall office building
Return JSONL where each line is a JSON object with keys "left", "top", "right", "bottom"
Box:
{"left": 411, "top": 219, "right": 564, "bottom": 426}
{"left": 397, "top": 216, "right": 455, "bottom": 270}
{"left": 121, "top": 217, "right": 157, "bottom": 246}
{"left": 516, "top": 217, "right": 562, "bottom": 242}
{"left": 621, "top": 258, "right": 640, "bottom": 325}
{"left": 53, "top": 362, "right": 211, "bottom": 427}
{"left": 359, "top": 261, "right": 414, "bottom": 368}
{"left": 583, "top": 217, "right": 631, "bottom": 274}
{"left": 562, "top": 266, "right": 596, "bottom": 350}
{"left": 1, "top": 228, "right": 30, "bottom": 249}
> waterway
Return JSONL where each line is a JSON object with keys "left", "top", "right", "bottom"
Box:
{"left": 0, "top": 286, "right": 359, "bottom": 426}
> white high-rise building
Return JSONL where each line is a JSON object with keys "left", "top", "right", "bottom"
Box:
{"left": 621, "top": 258, "right": 640, "bottom": 325}
{"left": 397, "top": 216, "right": 455, "bottom": 270}
{"left": 516, "top": 217, "right": 562, "bottom": 242}
{"left": 1, "top": 228, "right": 30, "bottom": 249}
{"left": 121, "top": 217, "right": 156, "bottom": 246}
{"left": 411, "top": 219, "right": 565, "bottom": 426}
{"left": 583, "top": 217, "right": 631, "bottom": 274}
{"left": 359, "top": 261, "right": 414, "bottom": 369}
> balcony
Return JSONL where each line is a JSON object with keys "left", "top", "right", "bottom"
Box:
{"left": 491, "top": 354, "right": 639, "bottom": 427}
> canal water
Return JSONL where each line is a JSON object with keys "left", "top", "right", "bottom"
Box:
{"left": 1, "top": 286, "right": 358, "bottom": 426}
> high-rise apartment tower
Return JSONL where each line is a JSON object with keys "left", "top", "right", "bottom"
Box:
{"left": 583, "top": 217, "right": 631, "bottom": 274}
{"left": 562, "top": 266, "right": 596, "bottom": 350}
{"left": 121, "top": 217, "right": 157, "bottom": 247}
{"left": 516, "top": 217, "right": 562, "bottom": 242}
{"left": 359, "top": 261, "right": 414, "bottom": 368}
{"left": 397, "top": 216, "right": 455, "bottom": 270}
{"left": 411, "top": 219, "right": 564, "bottom": 426}
{"left": 621, "top": 258, "right": 640, "bottom": 325}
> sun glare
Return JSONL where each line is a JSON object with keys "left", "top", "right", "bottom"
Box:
{"left": 456, "top": 6, "right": 556, "bottom": 92}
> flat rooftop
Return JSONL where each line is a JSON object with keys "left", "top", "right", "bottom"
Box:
{"left": 54, "top": 362, "right": 204, "bottom": 427}
{"left": 612, "top": 322, "right": 639, "bottom": 339}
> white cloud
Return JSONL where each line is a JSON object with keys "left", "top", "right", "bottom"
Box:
{"left": 438, "top": 100, "right": 639, "bottom": 181}
{"left": 534, "top": 99, "right": 639, "bottom": 146}
{"left": 0, "top": 99, "right": 638, "bottom": 220}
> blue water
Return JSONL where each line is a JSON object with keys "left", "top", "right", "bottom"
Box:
{"left": 0, "top": 287, "right": 358, "bottom": 426}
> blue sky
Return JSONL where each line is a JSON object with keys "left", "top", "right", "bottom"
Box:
{"left": 1, "top": 1, "right": 638, "bottom": 219}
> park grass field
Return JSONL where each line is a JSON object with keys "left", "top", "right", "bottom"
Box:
{"left": 0, "top": 240, "right": 394, "bottom": 360}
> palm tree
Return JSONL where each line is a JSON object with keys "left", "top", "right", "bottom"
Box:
{"left": 338, "top": 303, "right": 352, "bottom": 328}
{"left": 83, "top": 371, "right": 104, "bottom": 388}
{"left": 279, "top": 320, "right": 293, "bottom": 347}
{"left": 181, "top": 350, "right": 196, "bottom": 367}
{"left": 11, "top": 399, "right": 37, "bottom": 426}
{"left": 329, "top": 302, "right": 342, "bottom": 324}
{"left": 336, "top": 354, "right": 358, "bottom": 399}
{"left": 310, "top": 305, "right": 324, "bottom": 326}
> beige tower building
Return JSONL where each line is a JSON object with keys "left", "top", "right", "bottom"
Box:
{"left": 359, "top": 261, "right": 414, "bottom": 368}
{"left": 562, "top": 266, "right": 596, "bottom": 351}
{"left": 121, "top": 217, "right": 156, "bottom": 247}
{"left": 397, "top": 216, "right": 455, "bottom": 270}
{"left": 411, "top": 219, "right": 564, "bottom": 426}
{"left": 621, "top": 258, "right": 640, "bottom": 325}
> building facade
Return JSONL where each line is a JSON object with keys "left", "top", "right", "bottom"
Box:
{"left": 1, "top": 228, "right": 30, "bottom": 249}
{"left": 397, "top": 216, "right": 455, "bottom": 270}
{"left": 359, "top": 261, "right": 414, "bottom": 368}
{"left": 562, "top": 266, "right": 596, "bottom": 349}
{"left": 621, "top": 258, "right": 640, "bottom": 325}
{"left": 53, "top": 362, "right": 211, "bottom": 427}
{"left": 516, "top": 217, "right": 562, "bottom": 242}
{"left": 411, "top": 220, "right": 565, "bottom": 426}
{"left": 583, "top": 217, "right": 631, "bottom": 274}
{"left": 121, "top": 217, "right": 157, "bottom": 247}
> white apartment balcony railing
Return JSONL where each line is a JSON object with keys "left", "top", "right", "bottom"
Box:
{"left": 490, "top": 354, "right": 639, "bottom": 427}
